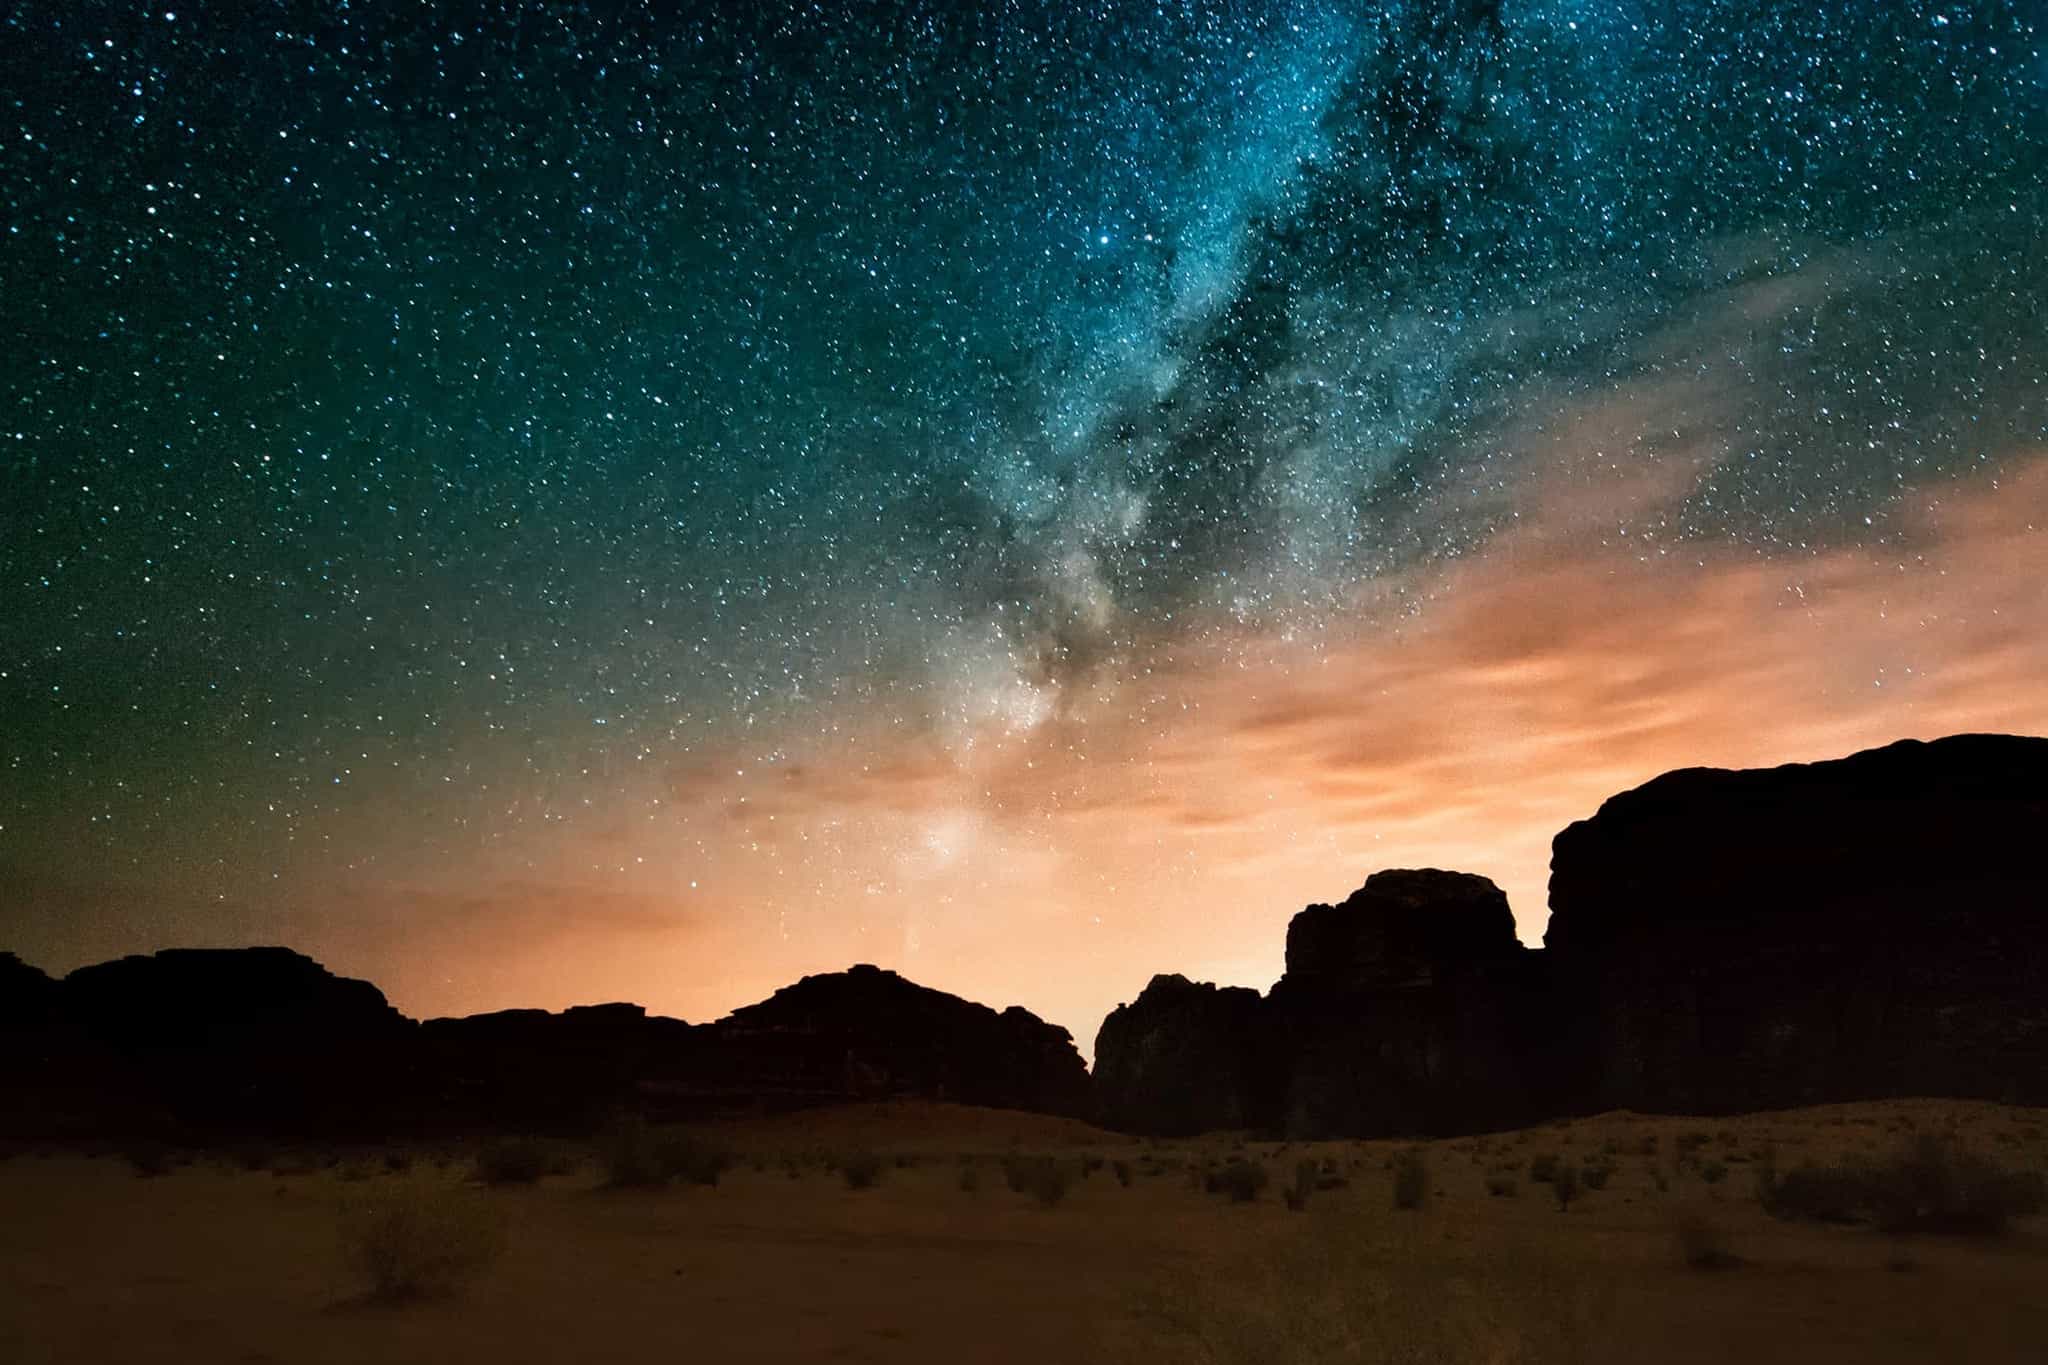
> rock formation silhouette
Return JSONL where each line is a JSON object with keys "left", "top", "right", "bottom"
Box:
{"left": 1095, "top": 733, "right": 2048, "bottom": 1136}
{"left": 4, "top": 733, "right": 2043, "bottom": 1141}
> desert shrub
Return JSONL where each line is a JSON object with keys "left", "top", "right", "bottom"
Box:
{"left": 659, "top": 1134, "right": 731, "bottom": 1188}
{"left": 1206, "top": 1159, "right": 1270, "bottom": 1203}
{"left": 473, "top": 1136, "right": 555, "bottom": 1186}
{"left": 1486, "top": 1172, "right": 1518, "bottom": 1198}
{"left": 224, "top": 1141, "right": 276, "bottom": 1173}
{"left": 1016, "top": 1156, "right": 1073, "bottom": 1207}
{"left": 1082, "top": 1154, "right": 1105, "bottom": 1178}
{"left": 1581, "top": 1159, "right": 1614, "bottom": 1192}
{"left": 1757, "top": 1163, "right": 1868, "bottom": 1223}
{"left": 120, "top": 1139, "right": 176, "bottom": 1178}
{"left": 1002, "top": 1154, "right": 1035, "bottom": 1193}
{"left": 384, "top": 1150, "right": 414, "bottom": 1175}
{"left": 958, "top": 1163, "right": 982, "bottom": 1193}
{"left": 339, "top": 1180, "right": 507, "bottom": 1302}
{"left": 1871, "top": 1135, "right": 2045, "bottom": 1234}
{"left": 839, "top": 1150, "right": 886, "bottom": 1190}
{"left": 1674, "top": 1210, "right": 1742, "bottom": 1270}
{"left": 1283, "top": 1159, "right": 1318, "bottom": 1212}
{"left": 1392, "top": 1149, "right": 1428, "bottom": 1211}
{"left": 1757, "top": 1134, "right": 2046, "bottom": 1235}
{"left": 1112, "top": 1158, "right": 1134, "bottom": 1188}
{"left": 1108, "top": 1221, "right": 1609, "bottom": 1364}
{"left": 337, "top": 1159, "right": 377, "bottom": 1183}
{"left": 1552, "top": 1164, "right": 1580, "bottom": 1212}
{"left": 1528, "top": 1153, "right": 1561, "bottom": 1184}
{"left": 598, "top": 1120, "right": 665, "bottom": 1188}
{"left": 1699, "top": 1160, "right": 1729, "bottom": 1185}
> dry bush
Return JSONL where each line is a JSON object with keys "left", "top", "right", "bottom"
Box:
{"left": 1105, "top": 1221, "right": 1607, "bottom": 1364}
{"left": 1674, "top": 1209, "right": 1742, "bottom": 1270}
{"left": 1205, "top": 1159, "right": 1269, "bottom": 1203}
{"left": 1486, "top": 1172, "right": 1518, "bottom": 1198}
{"left": 1392, "top": 1149, "right": 1428, "bottom": 1211}
{"left": 473, "top": 1136, "right": 562, "bottom": 1187}
{"left": 1527, "top": 1153, "right": 1561, "bottom": 1184}
{"left": 1551, "top": 1164, "right": 1580, "bottom": 1212}
{"left": 839, "top": 1150, "right": 886, "bottom": 1190}
{"left": 122, "top": 1141, "right": 174, "bottom": 1178}
{"left": 339, "top": 1178, "right": 507, "bottom": 1302}
{"left": 1283, "top": 1160, "right": 1318, "bottom": 1212}
{"left": 1002, "top": 1154, "right": 1073, "bottom": 1206}
{"left": 1760, "top": 1133, "right": 2046, "bottom": 1235}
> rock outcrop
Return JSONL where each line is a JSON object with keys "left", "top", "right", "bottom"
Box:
{"left": 10, "top": 948, "right": 417, "bottom": 1136}
{"left": 0, "top": 950, "right": 1089, "bottom": 1137}
{"left": 0, "top": 950, "right": 57, "bottom": 1028}
{"left": 1094, "top": 733, "right": 2048, "bottom": 1137}
{"left": 1092, "top": 975, "right": 1268, "bottom": 1135}
{"left": 1268, "top": 869, "right": 1559, "bottom": 1137}
{"left": 419, "top": 1002, "right": 702, "bottom": 1130}
{"left": 1546, "top": 732, "right": 2048, "bottom": 1113}
{"left": 704, "top": 964, "right": 1091, "bottom": 1118}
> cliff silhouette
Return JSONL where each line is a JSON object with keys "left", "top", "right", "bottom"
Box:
{"left": 4, "top": 733, "right": 2043, "bottom": 1141}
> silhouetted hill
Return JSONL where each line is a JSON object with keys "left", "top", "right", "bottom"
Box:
{"left": 8, "top": 733, "right": 2043, "bottom": 1142}
{"left": 1545, "top": 732, "right": 2048, "bottom": 1114}
{"left": 1095, "top": 733, "right": 2048, "bottom": 1137}
{"left": 702, "top": 964, "right": 1091, "bottom": 1116}
{"left": 0, "top": 949, "right": 1088, "bottom": 1139}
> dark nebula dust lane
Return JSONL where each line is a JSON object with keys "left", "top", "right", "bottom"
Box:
{"left": 3, "top": 2, "right": 2044, "bottom": 1046}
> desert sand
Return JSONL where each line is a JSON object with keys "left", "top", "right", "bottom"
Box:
{"left": 3, "top": 1098, "right": 2044, "bottom": 1363}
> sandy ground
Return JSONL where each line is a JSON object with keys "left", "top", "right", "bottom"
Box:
{"left": 2, "top": 1099, "right": 2044, "bottom": 1363}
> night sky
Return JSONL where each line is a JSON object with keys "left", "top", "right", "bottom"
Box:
{"left": 5, "top": 1, "right": 2045, "bottom": 1050}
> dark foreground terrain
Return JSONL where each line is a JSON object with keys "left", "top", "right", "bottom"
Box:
{"left": 3, "top": 1099, "right": 2046, "bottom": 1364}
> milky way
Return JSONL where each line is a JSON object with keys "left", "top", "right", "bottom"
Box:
{"left": 4, "top": 2, "right": 2044, "bottom": 1041}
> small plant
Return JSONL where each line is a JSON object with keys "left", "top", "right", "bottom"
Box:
{"left": 597, "top": 1120, "right": 665, "bottom": 1188}
{"left": 1699, "top": 1160, "right": 1729, "bottom": 1186}
{"left": 1873, "top": 1134, "right": 2046, "bottom": 1234}
{"left": 1553, "top": 1163, "right": 1580, "bottom": 1211}
{"left": 839, "top": 1151, "right": 886, "bottom": 1190}
{"left": 658, "top": 1134, "right": 731, "bottom": 1188}
{"left": 340, "top": 1180, "right": 507, "bottom": 1302}
{"left": 1112, "top": 1159, "right": 1134, "bottom": 1187}
{"left": 1020, "top": 1156, "right": 1073, "bottom": 1207}
{"left": 1581, "top": 1159, "right": 1614, "bottom": 1192}
{"left": 121, "top": 1140, "right": 173, "bottom": 1178}
{"left": 1528, "top": 1153, "right": 1562, "bottom": 1184}
{"left": 1486, "top": 1172, "right": 1518, "bottom": 1198}
{"left": 384, "top": 1150, "right": 414, "bottom": 1175}
{"left": 1284, "top": 1159, "right": 1318, "bottom": 1212}
{"left": 226, "top": 1141, "right": 277, "bottom": 1173}
{"left": 1392, "top": 1149, "right": 1428, "bottom": 1211}
{"left": 1756, "top": 1133, "right": 2046, "bottom": 1234}
{"left": 1674, "top": 1210, "right": 1742, "bottom": 1270}
{"left": 1206, "top": 1159, "right": 1269, "bottom": 1203}
{"left": 958, "top": 1163, "right": 981, "bottom": 1193}
{"left": 473, "top": 1137, "right": 555, "bottom": 1187}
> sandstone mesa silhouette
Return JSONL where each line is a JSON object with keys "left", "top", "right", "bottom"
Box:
{"left": 4, "top": 733, "right": 2043, "bottom": 1141}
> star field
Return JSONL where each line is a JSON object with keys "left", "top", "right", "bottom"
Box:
{"left": 3, "top": 1, "right": 2044, "bottom": 1034}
